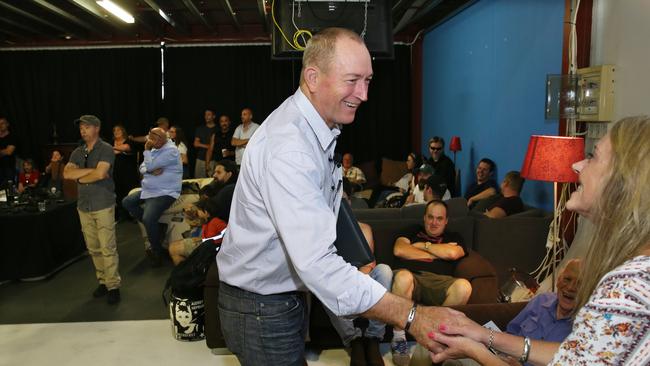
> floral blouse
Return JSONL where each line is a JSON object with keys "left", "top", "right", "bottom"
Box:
{"left": 550, "top": 255, "right": 650, "bottom": 365}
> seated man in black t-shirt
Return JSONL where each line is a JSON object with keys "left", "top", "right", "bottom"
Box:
{"left": 484, "top": 171, "right": 525, "bottom": 218}
{"left": 389, "top": 199, "right": 472, "bottom": 365}
{"left": 464, "top": 158, "right": 498, "bottom": 208}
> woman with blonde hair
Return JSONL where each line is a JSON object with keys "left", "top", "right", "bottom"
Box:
{"left": 430, "top": 116, "right": 650, "bottom": 365}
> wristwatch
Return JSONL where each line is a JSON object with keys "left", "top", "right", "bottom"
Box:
{"left": 425, "top": 242, "right": 430, "bottom": 250}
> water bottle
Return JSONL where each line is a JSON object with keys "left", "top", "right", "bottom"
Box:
{"left": 7, "top": 180, "right": 17, "bottom": 202}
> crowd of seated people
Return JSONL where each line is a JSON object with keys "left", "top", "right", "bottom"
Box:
{"left": 9, "top": 153, "right": 65, "bottom": 195}
{"left": 168, "top": 181, "right": 234, "bottom": 266}
{"left": 371, "top": 153, "right": 422, "bottom": 208}
{"left": 354, "top": 142, "right": 529, "bottom": 221}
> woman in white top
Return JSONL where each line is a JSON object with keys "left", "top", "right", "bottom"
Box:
{"left": 372, "top": 153, "right": 422, "bottom": 207}
{"left": 429, "top": 116, "right": 650, "bottom": 366}
{"left": 169, "top": 126, "right": 189, "bottom": 179}
{"left": 395, "top": 153, "right": 421, "bottom": 193}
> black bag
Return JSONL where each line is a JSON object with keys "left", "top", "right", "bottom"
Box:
{"left": 333, "top": 199, "right": 374, "bottom": 268}
{"left": 163, "top": 229, "right": 226, "bottom": 301}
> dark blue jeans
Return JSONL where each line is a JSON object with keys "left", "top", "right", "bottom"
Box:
{"left": 121, "top": 191, "right": 176, "bottom": 254}
{"left": 218, "top": 282, "right": 307, "bottom": 366}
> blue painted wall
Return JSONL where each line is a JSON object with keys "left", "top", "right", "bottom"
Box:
{"left": 421, "top": 0, "right": 565, "bottom": 211}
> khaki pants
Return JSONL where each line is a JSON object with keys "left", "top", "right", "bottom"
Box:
{"left": 195, "top": 159, "right": 206, "bottom": 178}
{"left": 78, "top": 206, "right": 121, "bottom": 289}
{"left": 194, "top": 159, "right": 215, "bottom": 178}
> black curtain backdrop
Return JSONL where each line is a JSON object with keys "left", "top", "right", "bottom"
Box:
{"left": 336, "top": 45, "right": 412, "bottom": 163}
{"left": 164, "top": 44, "right": 412, "bottom": 166}
{"left": 0, "top": 47, "right": 161, "bottom": 168}
{"left": 162, "top": 45, "right": 301, "bottom": 170}
{"left": 0, "top": 44, "right": 410, "bottom": 170}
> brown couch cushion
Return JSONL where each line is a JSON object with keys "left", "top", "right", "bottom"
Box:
{"left": 380, "top": 158, "right": 408, "bottom": 186}
{"left": 357, "top": 160, "right": 379, "bottom": 188}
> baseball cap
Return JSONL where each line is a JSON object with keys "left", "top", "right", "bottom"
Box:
{"left": 74, "top": 115, "right": 101, "bottom": 127}
{"left": 418, "top": 163, "right": 435, "bottom": 176}
{"left": 425, "top": 174, "right": 447, "bottom": 198}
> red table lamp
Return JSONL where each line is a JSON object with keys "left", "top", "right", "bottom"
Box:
{"left": 449, "top": 136, "right": 462, "bottom": 165}
{"left": 520, "top": 135, "right": 584, "bottom": 291}
{"left": 521, "top": 135, "right": 584, "bottom": 183}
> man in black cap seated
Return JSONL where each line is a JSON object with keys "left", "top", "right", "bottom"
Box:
{"left": 405, "top": 163, "right": 435, "bottom": 206}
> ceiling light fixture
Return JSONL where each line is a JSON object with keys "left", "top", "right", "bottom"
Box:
{"left": 96, "top": 0, "right": 135, "bottom": 24}
{"left": 158, "top": 9, "right": 171, "bottom": 23}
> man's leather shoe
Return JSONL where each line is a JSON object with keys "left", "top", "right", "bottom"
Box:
{"left": 92, "top": 284, "right": 108, "bottom": 298}
{"left": 107, "top": 289, "right": 121, "bottom": 305}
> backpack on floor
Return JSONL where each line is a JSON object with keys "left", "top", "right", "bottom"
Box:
{"left": 163, "top": 228, "right": 226, "bottom": 302}
{"left": 163, "top": 229, "right": 226, "bottom": 342}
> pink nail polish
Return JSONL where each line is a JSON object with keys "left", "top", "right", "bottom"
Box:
{"left": 439, "top": 324, "right": 447, "bottom": 332}
{"left": 428, "top": 331, "right": 435, "bottom": 339}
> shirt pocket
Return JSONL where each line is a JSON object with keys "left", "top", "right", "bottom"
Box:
{"left": 519, "top": 317, "right": 541, "bottom": 338}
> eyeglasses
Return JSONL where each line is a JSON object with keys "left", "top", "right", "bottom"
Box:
{"left": 429, "top": 146, "right": 443, "bottom": 151}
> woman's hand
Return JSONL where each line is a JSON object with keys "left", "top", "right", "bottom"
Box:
{"left": 429, "top": 332, "right": 504, "bottom": 365}
{"left": 436, "top": 317, "right": 491, "bottom": 344}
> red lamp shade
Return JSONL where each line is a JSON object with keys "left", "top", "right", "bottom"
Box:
{"left": 449, "top": 136, "right": 462, "bottom": 152}
{"left": 521, "top": 135, "right": 585, "bottom": 183}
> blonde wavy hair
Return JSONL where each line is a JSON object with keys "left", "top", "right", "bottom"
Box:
{"left": 576, "top": 116, "right": 650, "bottom": 310}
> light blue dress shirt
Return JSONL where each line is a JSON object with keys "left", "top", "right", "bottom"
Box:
{"left": 217, "top": 88, "right": 387, "bottom": 317}
{"left": 139, "top": 139, "right": 183, "bottom": 199}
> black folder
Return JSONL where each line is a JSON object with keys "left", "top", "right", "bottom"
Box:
{"left": 334, "top": 199, "right": 374, "bottom": 268}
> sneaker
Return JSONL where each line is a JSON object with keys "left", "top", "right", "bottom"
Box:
{"left": 349, "top": 337, "right": 366, "bottom": 366}
{"left": 92, "top": 284, "right": 108, "bottom": 298}
{"left": 391, "top": 338, "right": 410, "bottom": 366}
{"left": 364, "top": 337, "right": 385, "bottom": 366}
{"left": 107, "top": 289, "right": 121, "bottom": 305}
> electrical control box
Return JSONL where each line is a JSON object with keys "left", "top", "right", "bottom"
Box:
{"left": 577, "top": 65, "right": 615, "bottom": 122}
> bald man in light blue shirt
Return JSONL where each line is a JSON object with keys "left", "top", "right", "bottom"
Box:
{"left": 217, "top": 27, "right": 463, "bottom": 366}
{"left": 122, "top": 127, "right": 182, "bottom": 266}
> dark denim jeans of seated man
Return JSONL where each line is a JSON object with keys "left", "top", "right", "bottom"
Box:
{"left": 121, "top": 191, "right": 176, "bottom": 254}
{"left": 218, "top": 281, "right": 308, "bottom": 366}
